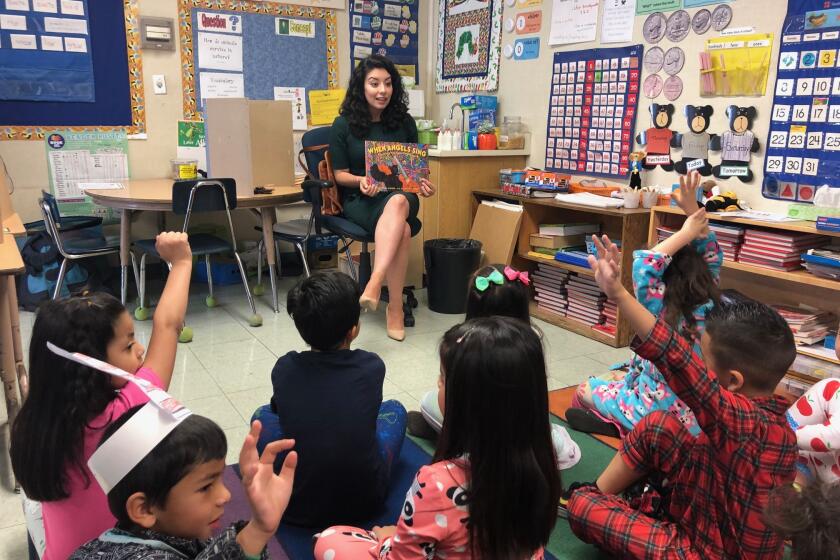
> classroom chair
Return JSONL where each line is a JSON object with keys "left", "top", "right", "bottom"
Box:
{"left": 38, "top": 191, "right": 124, "bottom": 300}
{"left": 288, "top": 126, "right": 418, "bottom": 327}
{"left": 131, "top": 179, "right": 262, "bottom": 341}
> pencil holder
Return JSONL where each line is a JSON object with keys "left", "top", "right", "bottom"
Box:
{"left": 642, "top": 191, "right": 659, "bottom": 208}
{"left": 623, "top": 190, "right": 641, "bottom": 209}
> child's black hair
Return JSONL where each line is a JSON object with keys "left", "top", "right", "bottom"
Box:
{"left": 434, "top": 317, "right": 560, "bottom": 559}
{"left": 764, "top": 481, "right": 840, "bottom": 559}
{"left": 100, "top": 405, "right": 227, "bottom": 528}
{"left": 286, "top": 270, "right": 361, "bottom": 351}
{"left": 705, "top": 298, "right": 795, "bottom": 392}
{"left": 466, "top": 264, "right": 530, "bottom": 322}
{"left": 11, "top": 293, "right": 128, "bottom": 501}
{"left": 661, "top": 246, "right": 720, "bottom": 336}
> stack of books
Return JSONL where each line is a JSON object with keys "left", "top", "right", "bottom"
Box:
{"left": 802, "top": 246, "right": 840, "bottom": 280}
{"left": 532, "top": 264, "right": 570, "bottom": 316}
{"left": 773, "top": 305, "right": 838, "bottom": 345}
{"left": 594, "top": 299, "right": 618, "bottom": 336}
{"left": 737, "top": 230, "right": 828, "bottom": 271}
{"left": 708, "top": 223, "right": 745, "bottom": 261}
{"left": 655, "top": 224, "right": 677, "bottom": 244}
{"left": 528, "top": 223, "right": 599, "bottom": 267}
{"left": 566, "top": 274, "right": 607, "bottom": 327}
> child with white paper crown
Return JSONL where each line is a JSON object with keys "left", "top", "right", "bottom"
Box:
{"left": 54, "top": 345, "right": 298, "bottom": 560}
{"left": 10, "top": 232, "right": 192, "bottom": 560}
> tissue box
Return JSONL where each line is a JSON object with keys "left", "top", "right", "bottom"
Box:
{"left": 460, "top": 95, "right": 498, "bottom": 110}
{"left": 469, "top": 110, "right": 496, "bottom": 131}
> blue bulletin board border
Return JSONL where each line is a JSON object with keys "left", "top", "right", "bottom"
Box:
{"left": 763, "top": 0, "right": 840, "bottom": 203}
{"left": 178, "top": 0, "right": 339, "bottom": 121}
{"left": 0, "top": 0, "right": 146, "bottom": 140}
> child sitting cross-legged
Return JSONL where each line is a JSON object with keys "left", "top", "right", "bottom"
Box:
{"left": 251, "top": 270, "right": 407, "bottom": 527}
{"left": 565, "top": 231, "right": 799, "bottom": 559}
{"left": 70, "top": 403, "right": 297, "bottom": 559}
{"left": 314, "top": 317, "right": 561, "bottom": 559}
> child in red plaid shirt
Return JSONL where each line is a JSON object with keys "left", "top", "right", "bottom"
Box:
{"left": 567, "top": 227, "right": 798, "bottom": 560}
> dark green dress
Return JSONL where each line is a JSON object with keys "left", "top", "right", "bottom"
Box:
{"left": 329, "top": 115, "right": 421, "bottom": 236}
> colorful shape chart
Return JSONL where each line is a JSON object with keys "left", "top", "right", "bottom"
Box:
{"left": 544, "top": 45, "right": 644, "bottom": 178}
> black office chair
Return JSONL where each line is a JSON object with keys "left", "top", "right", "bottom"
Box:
{"left": 294, "top": 126, "right": 417, "bottom": 327}
{"left": 131, "top": 179, "right": 262, "bottom": 340}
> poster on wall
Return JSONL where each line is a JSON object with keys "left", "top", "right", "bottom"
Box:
{"left": 600, "top": 0, "right": 636, "bottom": 44}
{"left": 548, "top": 0, "right": 599, "bottom": 46}
{"left": 544, "top": 45, "right": 645, "bottom": 179}
{"left": 762, "top": 0, "right": 840, "bottom": 203}
{"left": 0, "top": 0, "right": 94, "bottom": 102}
{"left": 636, "top": 0, "right": 680, "bottom": 15}
{"left": 349, "top": 0, "right": 419, "bottom": 83}
{"left": 44, "top": 130, "right": 126, "bottom": 222}
{"left": 436, "top": 0, "right": 502, "bottom": 92}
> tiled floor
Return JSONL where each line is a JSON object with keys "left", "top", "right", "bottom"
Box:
{"left": 0, "top": 278, "right": 631, "bottom": 559}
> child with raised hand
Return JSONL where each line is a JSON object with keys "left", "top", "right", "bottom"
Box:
{"left": 763, "top": 481, "right": 840, "bottom": 560}
{"left": 314, "top": 317, "right": 561, "bottom": 559}
{"left": 70, "top": 407, "right": 297, "bottom": 559}
{"left": 570, "top": 170, "right": 723, "bottom": 438}
{"left": 565, "top": 233, "right": 798, "bottom": 559}
{"left": 11, "top": 232, "right": 192, "bottom": 560}
{"left": 409, "top": 264, "right": 581, "bottom": 471}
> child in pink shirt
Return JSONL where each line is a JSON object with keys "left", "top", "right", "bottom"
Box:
{"left": 11, "top": 232, "right": 193, "bottom": 560}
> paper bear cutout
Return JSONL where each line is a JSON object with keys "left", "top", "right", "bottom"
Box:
{"left": 672, "top": 105, "right": 718, "bottom": 176}
{"left": 711, "top": 106, "right": 760, "bottom": 183}
{"left": 635, "top": 104, "right": 675, "bottom": 171}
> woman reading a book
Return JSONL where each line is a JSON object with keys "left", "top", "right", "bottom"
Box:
{"left": 330, "top": 54, "right": 436, "bottom": 341}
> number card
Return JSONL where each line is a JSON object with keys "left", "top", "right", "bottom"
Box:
{"left": 763, "top": 0, "right": 840, "bottom": 204}
{"left": 544, "top": 45, "right": 643, "bottom": 178}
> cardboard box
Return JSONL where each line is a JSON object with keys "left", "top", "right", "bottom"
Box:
{"left": 469, "top": 200, "right": 523, "bottom": 265}
{"left": 460, "top": 95, "right": 498, "bottom": 110}
{"left": 204, "top": 99, "right": 295, "bottom": 198}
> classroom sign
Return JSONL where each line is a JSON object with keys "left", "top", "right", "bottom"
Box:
{"left": 763, "top": 0, "right": 840, "bottom": 203}
{"left": 349, "top": 0, "right": 420, "bottom": 83}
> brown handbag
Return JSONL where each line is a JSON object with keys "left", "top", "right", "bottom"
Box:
{"left": 297, "top": 144, "right": 343, "bottom": 216}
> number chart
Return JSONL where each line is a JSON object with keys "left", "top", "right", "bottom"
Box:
{"left": 544, "top": 45, "right": 644, "bottom": 179}
{"left": 764, "top": 0, "right": 840, "bottom": 203}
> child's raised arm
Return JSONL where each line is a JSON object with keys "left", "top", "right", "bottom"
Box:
{"left": 142, "top": 232, "right": 192, "bottom": 388}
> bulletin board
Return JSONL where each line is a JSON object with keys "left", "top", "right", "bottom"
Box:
{"left": 436, "top": 0, "right": 502, "bottom": 92}
{"left": 0, "top": 0, "right": 146, "bottom": 140}
{"left": 762, "top": 0, "right": 840, "bottom": 203}
{"left": 0, "top": 0, "right": 93, "bottom": 103}
{"left": 348, "top": 0, "right": 420, "bottom": 83}
{"left": 544, "top": 45, "right": 644, "bottom": 179}
{"left": 178, "top": 0, "right": 339, "bottom": 121}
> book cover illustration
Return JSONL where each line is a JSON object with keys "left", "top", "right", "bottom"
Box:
{"left": 364, "top": 141, "right": 429, "bottom": 194}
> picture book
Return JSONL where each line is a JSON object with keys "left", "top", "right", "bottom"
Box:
{"left": 364, "top": 141, "right": 429, "bottom": 194}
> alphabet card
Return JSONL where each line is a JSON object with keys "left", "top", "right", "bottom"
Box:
{"left": 764, "top": 0, "right": 840, "bottom": 203}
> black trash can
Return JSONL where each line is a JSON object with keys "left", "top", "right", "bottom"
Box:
{"left": 424, "top": 238, "right": 482, "bottom": 314}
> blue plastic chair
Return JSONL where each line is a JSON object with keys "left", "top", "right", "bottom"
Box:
{"left": 38, "top": 191, "right": 124, "bottom": 300}
{"left": 131, "top": 179, "right": 263, "bottom": 329}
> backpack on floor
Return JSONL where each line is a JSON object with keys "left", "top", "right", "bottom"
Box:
{"left": 17, "top": 231, "right": 100, "bottom": 310}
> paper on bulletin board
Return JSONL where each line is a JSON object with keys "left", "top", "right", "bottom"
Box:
{"left": 309, "top": 89, "right": 345, "bottom": 126}
{"left": 549, "top": 0, "right": 599, "bottom": 46}
{"left": 197, "top": 32, "right": 243, "bottom": 72}
{"left": 262, "top": 0, "right": 345, "bottom": 9}
{"left": 198, "top": 72, "right": 244, "bottom": 104}
{"left": 44, "top": 130, "right": 127, "bottom": 222}
{"left": 704, "top": 33, "right": 773, "bottom": 96}
{"left": 635, "top": 0, "right": 680, "bottom": 14}
{"left": 274, "top": 86, "right": 307, "bottom": 130}
{"left": 177, "top": 121, "right": 207, "bottom": 172}
{"left": 601, "top": 0, "right": 637, "bottom": 43}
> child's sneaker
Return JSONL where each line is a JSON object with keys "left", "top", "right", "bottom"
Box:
{"left": 557, "top": 481, "right": 595, "bottom": 518}
{"left": 406, "top": 411, "right": 438, "bottom": 441}
{"left": 565, "top": 407, "right": 621, "bottom": 438}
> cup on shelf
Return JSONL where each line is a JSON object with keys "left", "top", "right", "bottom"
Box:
{"left": 642, "top": 191, "right": 658, "bottom": 209}
{"left": 623, "top": 190, "right": 641, "bottom": 209}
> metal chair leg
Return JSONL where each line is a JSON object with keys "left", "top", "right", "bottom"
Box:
{"left": 131, "top": 253, "right": 151, "bottom": 321}
{"left": 342, "top": 238, "right": 358, "bottom": 282}
{"left": 205, "top": 255, "right": 217, "bottom": 308}
{"left": 256, "top": 239, "right": 263, "bottom": 287}
{"left": 296, "top": 242, "right": 311, "bottom": 277}
{"left": 52, "top": 258, "right": 69, "bottom": 299}
{"left": 120, "top": 264, "right": 129, "bottom": 305}
{"left": 233, "top": 251, "right": 262, "bottom": 326}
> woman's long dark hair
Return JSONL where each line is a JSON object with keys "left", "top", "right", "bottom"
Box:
{"left": 661, "top": 246, "right": 720, "bottom": 337}
{"left": 11, "top": 293, "right": 127, "bottom": 501}
{"left": 434, "top": 317, "right": 560, "bottom": 559}
{"left": 339, "top": 54, "right": 409, "bottom": 138}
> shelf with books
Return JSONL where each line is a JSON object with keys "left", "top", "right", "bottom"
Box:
{"left": 472, "top": 189, "right": 651, "bottom": 348}
{"left": 723, "top": 260, "right": 840, "bottom": 291}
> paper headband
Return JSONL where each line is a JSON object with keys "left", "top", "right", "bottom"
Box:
{"left": 47, "top": 342, "right": 192, "bottom": 494}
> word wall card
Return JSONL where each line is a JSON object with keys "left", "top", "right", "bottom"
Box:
{"left": 545, "top": 45, "right": 644, "bottom": 179}
{"left": 764, "top": 0, "right": 840, "bottom": 203}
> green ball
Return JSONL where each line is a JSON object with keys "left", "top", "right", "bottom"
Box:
{"left": 205, "top": 295, "right": 217, "bottom": 308}
{"left": 248, "top": 314, "right": 263, "bottom": 327}
{"left": 252, "top": 284, "right": 265, "bottom": 296}
{"left": 134, "top": 307, "right": 149, "bottom": 321}
{"left": 178, "top": 326, "right": 194, "bottom": 343}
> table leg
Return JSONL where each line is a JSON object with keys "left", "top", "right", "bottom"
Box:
{"left": 260, "top": 207, "right": 280, "bottom": 313}
{"left": 120, "top": 209, "right": 131, "bottom": 305}
{"left": 0, "top": 276, "right": 20, "bottom": 491}
{"left": 7, "top": 277, "right": 27, "bottom": 402}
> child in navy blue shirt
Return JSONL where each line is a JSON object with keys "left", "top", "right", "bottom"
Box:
{"left": 252, "top": 270, "right": 407, "bottom": 527}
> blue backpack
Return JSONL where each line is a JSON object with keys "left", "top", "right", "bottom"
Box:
{"left": 17, "top": 231, "right": 96, "bottom": 310}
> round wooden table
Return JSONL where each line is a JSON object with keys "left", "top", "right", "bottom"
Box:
{"left": 86, "top": 178, "right": 303, "bottom": 313}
